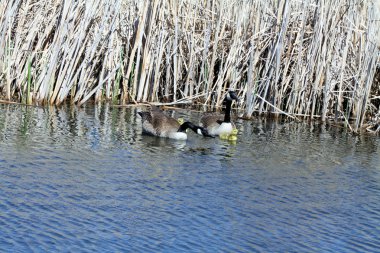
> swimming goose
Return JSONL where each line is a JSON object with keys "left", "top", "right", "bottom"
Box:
{"left": 200, "top": 90, "right": 239, "bottom": 137}
{"left": 138, "top": 107, "right": 213, "bottom": 140}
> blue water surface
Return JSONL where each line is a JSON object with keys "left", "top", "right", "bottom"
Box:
{"left": 0, "top": 103, "right": 379, "bottom": 252}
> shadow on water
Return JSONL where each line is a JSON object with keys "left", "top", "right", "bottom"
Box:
{"left": 0, "top": 103, "right": 379, "bottom": 252}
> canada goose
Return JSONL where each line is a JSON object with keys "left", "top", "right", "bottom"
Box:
{"left": 200, "top": 90, "right": 239, "bottom": 137}
{"left": 138, "top": 107, "right": 213, "bottom": 140}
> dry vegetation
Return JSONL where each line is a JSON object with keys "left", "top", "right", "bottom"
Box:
{"left": 0, "top": 0, "right": 379, "bottom": 132}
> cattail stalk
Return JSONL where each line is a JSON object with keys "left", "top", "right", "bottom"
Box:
{"left": 0, "top": 0, "right": 378, "bottom": 131}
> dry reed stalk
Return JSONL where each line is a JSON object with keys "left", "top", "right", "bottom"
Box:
{"left": 0, "top": 0, "right": 379, "bottom": 131}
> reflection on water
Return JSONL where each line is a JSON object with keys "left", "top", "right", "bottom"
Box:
{"left": 0, "top": 103, "right": 379, "bottom": 252}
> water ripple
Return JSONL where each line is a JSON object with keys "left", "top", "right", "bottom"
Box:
{"left": 0, "top": 104, "right": 379, "bottom": 252}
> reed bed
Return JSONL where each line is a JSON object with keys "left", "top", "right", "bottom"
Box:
{"left": 0, "top": 0, "right": 379, "bottom": 132}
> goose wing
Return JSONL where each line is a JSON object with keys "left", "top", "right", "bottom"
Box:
{"left": 150, "top": 109, "right": 181, "bottom": 135}
{"left": 137, "top": 107, "right": 180, "bottom": 137}
{"left": 200, "top": 113, "right": 223, "bottom": 129}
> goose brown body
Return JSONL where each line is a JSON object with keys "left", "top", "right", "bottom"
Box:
{"left": 138, "top": 107, "right": 182, "bottom": 138}
{"left": 200, "top": 113, "right": 228, "bottom": 134}
{"left": 138, "top": 107, "right": 213, "bottom": 140}
{"left": 199, "top": 91, "right": 239, "bottom": 136}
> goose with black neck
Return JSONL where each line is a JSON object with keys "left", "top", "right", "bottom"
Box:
{"left": 200, "top": 90, "right": 239, "bottom": 138}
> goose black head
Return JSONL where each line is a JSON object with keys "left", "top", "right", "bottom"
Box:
{"left": 178, "top": 122, "right": 215, "bottom": 138}
{"left": 222, "top": 91, "right": 239, "bottom": 123}
{"left": 195, "top": 126, "right": 215, "bottom": 138}
{"left": 226, "top": 90, "right": 239, "bottom": 102}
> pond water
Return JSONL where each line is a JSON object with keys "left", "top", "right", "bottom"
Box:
{"left": 0, "top": 103, "right": 379, "bottom": 252}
